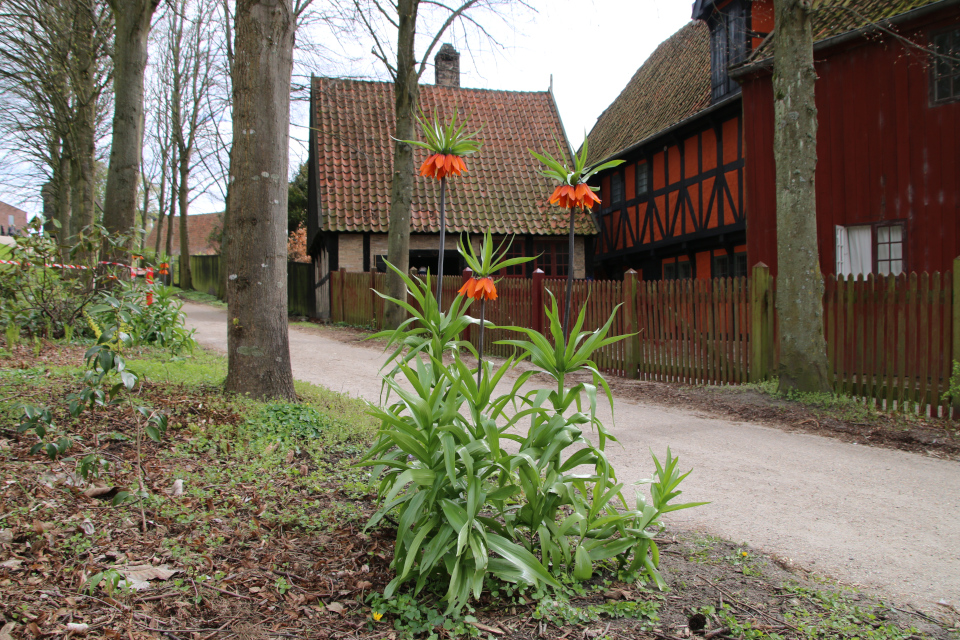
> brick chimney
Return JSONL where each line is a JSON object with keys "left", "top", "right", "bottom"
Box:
{"left": 434, "top": 43, "right": 460, "bottom": 88}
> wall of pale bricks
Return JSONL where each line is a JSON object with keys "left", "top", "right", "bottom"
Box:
{"left": 337, "top": 232, "right": 586, "bottom": 278}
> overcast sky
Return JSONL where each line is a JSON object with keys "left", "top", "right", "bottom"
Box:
{"left": 290, "top": 0, "right": 694, "bottom": 166}
{"left": 3, "top": 0, "right": 695, "bottom": 217}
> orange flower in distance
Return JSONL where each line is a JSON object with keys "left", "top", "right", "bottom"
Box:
{"left": 549, "top": 183, "right": 601, "bottom": 210}
{"left": 420, "top": 153, "right": 468, "bottom": 180}
{"left": 458, "top": 276, "right": 497, "bottom": 301}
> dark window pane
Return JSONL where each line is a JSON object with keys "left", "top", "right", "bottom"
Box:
{"left": 734, "top": 253, "right": 748, "bottom": 278}
{"left": 611, "top": 172, "right": 624, "bottom": 204}
{"left": 712, "top": 254, "right": 729, "bottom": 279}
{"left": 636, "top": 164, "right": 649, "bottom": 196}
{"left": 932, "top": 28, "right": 960, "bottom": 103}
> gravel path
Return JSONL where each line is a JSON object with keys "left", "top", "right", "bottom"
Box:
{"left": 184, "top": 301, "right": 960, "bottom": 609}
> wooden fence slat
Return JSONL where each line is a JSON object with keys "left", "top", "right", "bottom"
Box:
{"left": 930, "top": 271, "right": 942, "bottom": 413}
{"left": 885, "top": 275, "right": 897, "bottom": 409}
{"left": 943, "top": 270, "right": 954, "bottom": 418}
{"left": 919, "top": 272, "right": 930, "bottom": 415}
{"left": 872, "top": 274, "right": 884, "bottom": 402}
{"left": 318, "top": 266, "right": 959, "bottom": 416}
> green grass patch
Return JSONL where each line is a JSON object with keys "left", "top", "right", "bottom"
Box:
{"left": 172, "top": 286, "right": 226, "bottom": 308}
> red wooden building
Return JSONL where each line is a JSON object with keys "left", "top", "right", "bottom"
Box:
{"left": 738, "top": 0, "right": 960, "bottom": 277}
{"left": 586, "top": 0, "right": 960, "bottom": 280}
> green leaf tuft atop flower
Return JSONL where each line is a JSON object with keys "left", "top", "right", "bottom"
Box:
{"left": 530, "top": 135, "right": 624, "bottom": 209}
{"left": 457, "top": 231, "right": 534, "bottom": 280}
{"left": 399, "top": 108, "right": 482, "bottom": 180}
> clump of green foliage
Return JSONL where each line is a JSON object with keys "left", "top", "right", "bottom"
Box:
{"left": 361, "top": 238, "right": 706, "bottom": 614}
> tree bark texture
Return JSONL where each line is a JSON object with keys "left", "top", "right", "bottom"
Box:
{"left": 384, "top": 0, "right": 419, "bottom": 329}
{"left": 165, "top": 146, "right": 178, "bottom": 257}
{"left": 223, "top": 0, "right": 296, "bottom": 401}
{"left": 773, "top": 0, "right": 831, "bottom": 393}
{"left": 177, "top": 155, "right": 192, "bottom": 289}
{"left": 68, "top": 3, "right": 97, "bottom": 241}
{"left": 154, "top": 153, "right": 168, "bottom": 255}
{"left": 101, "top": 0, "right": 160, "bottom": 255}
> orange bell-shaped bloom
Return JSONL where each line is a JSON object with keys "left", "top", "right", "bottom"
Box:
{"left": 458, "top": 276, "right": 497, "bottom": 301}
{"left": 549, "top": 183, "right": 601, "bottom": 210}
{"left": 420, "top": 153, "right": 468, "bottom": 180}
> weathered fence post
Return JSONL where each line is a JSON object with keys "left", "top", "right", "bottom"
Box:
{"left": 623, "top": 269, "right": 641, "bottom": 379}
{"left": 952, "top": 257, "right": 960, "bottom": 413}
{"left": 339, "top": 267, "right": 346, "bottom": 324}
{"left": 370, "top": 269, "right": 377, "bottom": 328}
{"left": 531, "top": 268, "right": 545, "bottom": 334}
{"left": 750, "top": 263, "right": 772, "bottom": 382}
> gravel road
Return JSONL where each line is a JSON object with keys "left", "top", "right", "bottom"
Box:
{"left": 183, "top": 301, "right": 960, "bottom": 609}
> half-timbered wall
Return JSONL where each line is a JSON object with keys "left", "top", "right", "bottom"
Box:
{"left": 593, "top": 109, "right": 746, "bottom": 279}
{"left": 742, "top": 3, "right": 960, "bottom": 276}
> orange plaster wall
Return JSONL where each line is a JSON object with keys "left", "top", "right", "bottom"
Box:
{"left": 722, "top": 119, "right": 739, "bottom": 165}
{"left": 652, "top": 154, "right": 665, "bottom": 191}
{"left": 684, "top": 137, "right": 698, "bottom": 176}
{"left": 695, "top": 251, "right": 711, "bottom": 280}
{"left": 701, "top": 128, "right": 717, "bottom": 171}
{"left": 667, "top": 145, "right": 681, "bottom": 184}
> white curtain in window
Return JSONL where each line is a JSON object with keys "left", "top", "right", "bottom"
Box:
{"left": 836, "top": 225, "right": 850, "bottom": 276}
{"left": 847, "top": 225, "right": 873, "bottom": 276}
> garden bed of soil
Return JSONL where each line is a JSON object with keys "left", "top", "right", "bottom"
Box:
{"left": 0, "top": 341, "right": 957, "bottom": 639}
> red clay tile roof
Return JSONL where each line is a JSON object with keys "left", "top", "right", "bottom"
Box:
{"left": 312, "top": 77, "right": 595, "bottom": 236}
{"left": 739, "top": 0, "right": 946, "bottom": 66}
{"left": 810, "top": 0, "right": 944, "bottom": 40}
{"left": 143, "top": 212, "right": 222, "bottom": 256}
{"left": 585, "top": 21, "right": 711, "bottom": 166}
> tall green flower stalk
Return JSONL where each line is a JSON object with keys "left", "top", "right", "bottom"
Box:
{"left": 457, "top": 232, "right": 535, "bottom": 384}
{"left": 531, "top": 137, "right": 623, "bottom": 340}
{"left": 402, "top": 109, "right": 481, "bottom": 306}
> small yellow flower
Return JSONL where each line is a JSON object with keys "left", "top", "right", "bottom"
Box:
{"left": 372, "top": 612, "right": 383, "bottom": 622}
{"left": 741, "top": 551, "right": 748, "bottom": 557}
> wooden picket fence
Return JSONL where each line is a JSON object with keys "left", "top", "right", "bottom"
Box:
{"left": 328, "top": 263, "right": 960, "bottom": 416}
{"left": 824, "top": 271, "right": 954, "bottom": 415}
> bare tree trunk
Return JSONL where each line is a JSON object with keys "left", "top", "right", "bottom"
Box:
{"left": 102, "top": 0, "right": 160, "bottom": 254}
{"left": 773, "top": 0, "right": 831, "bottom": 393}
{"left": 56, "top": 152, "right": 72, "bottom": 239}
{"left": 177, "top": 157, "right": 192, "bottom": 289}
{"left": 42, "top": 179, "right": 56, "bottom": 234}
{"left": 68, "top": 2, "right": 97, "bottom": 240}
{"left": 224, "top": 0, "right": 296, "bottom": 400}
{"left": 165, "top": 145, "right": 178, "bottom": 257}
{"left": 154, "top": 155, "right": 167, "bottom": 255}
{"left": 139, "top": 168, "right": 150, "bottom": 254}
{"left": 384, "top": 0, "right": 419, "bottom": 329}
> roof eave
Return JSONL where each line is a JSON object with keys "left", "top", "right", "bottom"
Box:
{"left": 591, "top": 92, "right": 741, "bottom": 167}
{"left": 730, "top": 0, "right": 959, "bottom": 80}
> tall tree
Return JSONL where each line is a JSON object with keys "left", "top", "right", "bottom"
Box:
{"left": 224, "top": 0, "right": 311, "bottom": 400}
{"left": 67, "top": 0, "right": 106, "bottom": 240}
{"left": 0, "top": 0, "right": 105, "bottom": 240}
{"left": 773, "top": 0, "right": 831, "bottom": 392}
{"left": 166, "top": 0, "right": 217, "bottom": 290}
{"left": 101, "top": 0, "right": 161, "bottom": 254}
{"left": 347, "top": 0, "right": 515, "bottom": 328}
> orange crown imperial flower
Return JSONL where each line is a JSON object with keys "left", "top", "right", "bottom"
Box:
{"left": 549, "top": 183, "right": 601, "bottom": 210}
{"left": 420, "top": 153, "right": 468, "bottom": 180}
{"left": 458, "top": 276, "right": 497, "bottom": 301}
